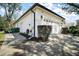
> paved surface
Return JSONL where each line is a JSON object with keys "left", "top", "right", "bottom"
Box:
{"left": 0, "top": 33, "right": 79, "bottom": 56}
{"left": 0, "top": 33, "right": 26, "bottom": 56}
{"left": 1, "top": 33, "right": 26, "bottom": 46}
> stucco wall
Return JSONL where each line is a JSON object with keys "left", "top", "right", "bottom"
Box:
{"left": 16, "top": 11, "right": 34, "bottom": 37}
{"left": 15, "top": 6, "right": 64, "bottom": 37}
{"left": 33, "top": 6, "right": 64, "bottom": 37}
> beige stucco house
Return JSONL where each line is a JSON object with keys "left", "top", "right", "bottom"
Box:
{"left": 14, "top": 3, "right": 65, "bottom": 37}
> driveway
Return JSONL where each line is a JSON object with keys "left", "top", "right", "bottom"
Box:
{"left": 0, "top": 33, "right": 26, "bottom": 56}
{"left": 0, "top": 33, "right": 79, "bottom": 56}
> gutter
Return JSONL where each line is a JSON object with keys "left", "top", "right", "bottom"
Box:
{"left": 31, "top": 10, "right": 35, "bottom": 37}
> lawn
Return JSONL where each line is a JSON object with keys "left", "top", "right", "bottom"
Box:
{"left": 0, "top": 31, "right": 4, "bottom": 47}
{"left": 0, "top": 31, "right": 4, "bottom": 40}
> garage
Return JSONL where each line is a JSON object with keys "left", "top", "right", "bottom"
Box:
{"left": 38, "top": 25, "right": 52, "bottom": 41}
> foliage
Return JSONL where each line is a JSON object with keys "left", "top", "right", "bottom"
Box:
{"left": 62, "top": 26, "right": 79, "bottom": 36}
{"left": 0, "top": 16, "right": 6, "bottom": 31}
{"left": 11, "top": 28, "right": 20, "bottom": 33}
{"left": 69, "top": 26, "right": 79, "bottom": 36}
{"left": 0, "top": 3, "right": 21, "bottom": 22}
{"left": 0, "top": 3, "right": 21, "bottom": 32}
{"left": 5, "top": 28, "right": 20, "bottom": 33}
{"left": 58, "top": 3, "right": 79, "bottom": 14}
{"left": 0, "top": 16, "right": 12, "bottom": 31}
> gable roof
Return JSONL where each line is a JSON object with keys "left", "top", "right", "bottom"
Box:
{"left": 14, "top": 3, "right": 65, "bottom": 24}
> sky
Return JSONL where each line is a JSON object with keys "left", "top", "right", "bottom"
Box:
{"left": 0, "top": 3, "right": 79, "bottom": 23}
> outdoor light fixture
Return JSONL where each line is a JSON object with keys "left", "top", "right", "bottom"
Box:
{"left": 41, "top": 15, "right": 43, "bottom": 19}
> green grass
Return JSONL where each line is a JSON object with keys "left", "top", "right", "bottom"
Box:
{"left": 0, "top": 31, "right": 4, "bottom": 46}
{"left": 0, "top": 31, "right": 4, "bottom": 41}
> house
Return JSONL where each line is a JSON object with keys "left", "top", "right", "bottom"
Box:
{"left": 14, "top": 3, "right": 65, "bottom": 37}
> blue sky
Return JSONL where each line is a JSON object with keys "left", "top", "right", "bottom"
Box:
{"left": 21, "top": 3, "right": 33, "bottom": 11}
{"left": 0, "top": 3, "right": 79, "bottom": 23}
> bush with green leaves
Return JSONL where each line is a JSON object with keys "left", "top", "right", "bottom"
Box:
{"left": 62, "top": 26, "right": 79, "bottom": 36}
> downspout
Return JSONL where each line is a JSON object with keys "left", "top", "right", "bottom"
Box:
{"left": 31, "top": 10, "right": 35, "bottom": 37}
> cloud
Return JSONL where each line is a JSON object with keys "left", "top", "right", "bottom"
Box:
{"left": 39, "top": 3, "right": 54, "bottom": 10}
{"left": 0, "top": 8, "right": 5, "bottom": 16}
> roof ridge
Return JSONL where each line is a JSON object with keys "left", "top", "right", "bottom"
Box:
{"left": 14, "top": 3, "right": 64, "bottom": 24}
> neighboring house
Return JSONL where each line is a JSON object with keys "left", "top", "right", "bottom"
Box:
{"left": 14, "top": 3, "right": 65, "bottom": 37}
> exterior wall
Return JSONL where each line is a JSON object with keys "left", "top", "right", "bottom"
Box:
{"left": 33, "top": 6, "right": 64, "bottom": 37}
{"left": 15, "top": 6, "right": 65, "bottom": 37}
{"left": 15, "top": 11, "right": 34, "bottom": 37}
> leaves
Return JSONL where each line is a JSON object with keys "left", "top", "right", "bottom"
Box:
{"left": 0, "top": 3, "right": 21, "bottom": 31}
{"left": 0, "top": 3, "right": 21, "bottom": 21}
{"left": 58, "top": 3, "right": 79, "bottom": 14}
{"left": 0, "top": 16, "right": 6, "bottom": 30}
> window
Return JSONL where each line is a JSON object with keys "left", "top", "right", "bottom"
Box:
{"left": 29, "top": 24, "right": 31, "bottom": 26}
{"left": 41, "top": 15, "right": 43, "bottom": 19}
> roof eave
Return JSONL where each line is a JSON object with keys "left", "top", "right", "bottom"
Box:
{"left": 14, "top": 3, "right": 65, "bottom": 25}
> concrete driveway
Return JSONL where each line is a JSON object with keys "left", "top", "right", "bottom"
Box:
{"left": 0, "top": 33, "right": 79, "bottom": 56}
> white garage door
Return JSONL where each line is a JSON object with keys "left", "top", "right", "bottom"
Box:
{"left": 52, "top": 23, "right": 61, "bottom": 34}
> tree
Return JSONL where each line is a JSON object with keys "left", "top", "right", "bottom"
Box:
{"left": 0, "top": 15, "right": 6, "bottom": 31}
{"left": 57, "top": 3, "right": 79, "bottom": 14}
{"left": 0, "top": 3, "right": 21, "bottom": 32}
{"left": 0, "top": 15, "right": 4, "bottom": 31}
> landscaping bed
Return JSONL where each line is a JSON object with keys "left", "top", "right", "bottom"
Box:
{"left": 20, "top": 33, "right": 49, "bottom": 42}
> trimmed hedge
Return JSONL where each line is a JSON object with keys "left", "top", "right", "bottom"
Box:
{"left": 11, "top": 28, "right": 20, "bottom": 33}
{"left": 5, "top": 28, "right": 20, "bottom": 33}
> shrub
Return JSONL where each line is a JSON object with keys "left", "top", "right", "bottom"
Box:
{"left": 61, "top": 27, "right": 69, "bottom": 34}
{"left": 73, "top": 30, "right": 79, "bottom": 36}
{"left": 61, "top": 26, "right": 79, "bottom": 36}
{"left": 11, "top": 28, "right": 20, "bottom": 33}
{"left": 5, "top": 28, "right": 20, "bottom": 33}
